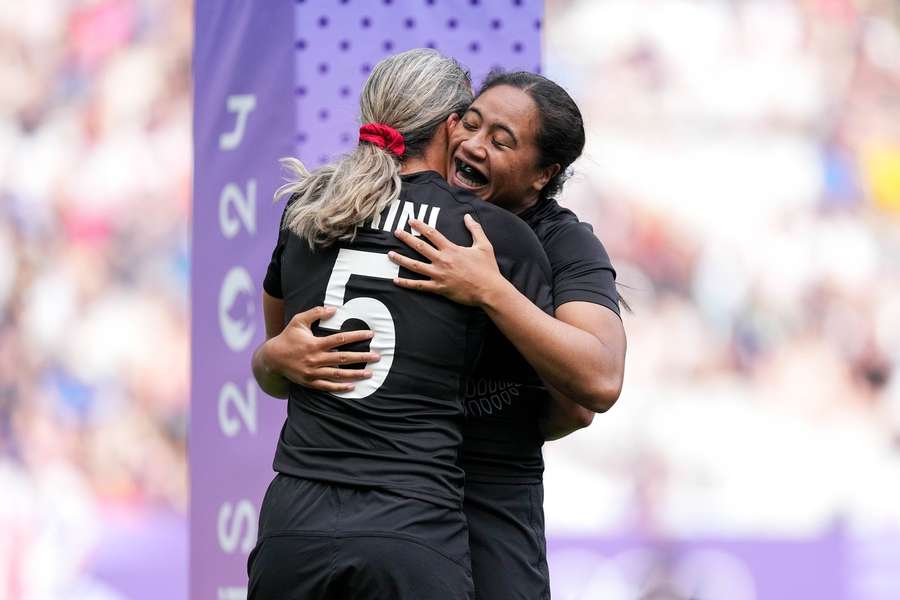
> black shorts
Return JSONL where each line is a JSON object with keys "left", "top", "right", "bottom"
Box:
{"left": 247, "top": 474, "right": 473, "bottom": 600}
{"left": 464, "top": 481, "right": 550, "bottom": 600}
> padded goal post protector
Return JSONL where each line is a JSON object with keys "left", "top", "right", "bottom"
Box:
{"left": 190, "top": 1, "right": 542, "bottom": 597}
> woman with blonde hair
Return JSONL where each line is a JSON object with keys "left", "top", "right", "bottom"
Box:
{"left": 248, "top": 49, "right": 554, "bottom": 600}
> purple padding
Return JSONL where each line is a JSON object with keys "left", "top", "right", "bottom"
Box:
{"left": 293, "top": 0, "right": 542, "bottom": 165}
{"left": 190, "top": 1, "right": 295, "bottom": 598}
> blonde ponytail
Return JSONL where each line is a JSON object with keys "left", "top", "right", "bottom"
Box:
{"left": 275, "top": 146, "right": 402, "bottom": 249}
{"left": 275, "top": 49, "right": 472, "bottom": 249}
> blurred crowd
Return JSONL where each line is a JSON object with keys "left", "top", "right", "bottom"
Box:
{"left": 0, "top": 0, "right": 191, "bottom": 597}
{"left": 543, "top": 0, "right": 900, "bottom": 539}
{"left": 2, "top": 0, "right": 900, "bottom": 597}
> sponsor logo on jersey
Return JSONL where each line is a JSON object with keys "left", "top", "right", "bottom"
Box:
{"left": 463, "top": 377, "right": 522, "bottom": 417}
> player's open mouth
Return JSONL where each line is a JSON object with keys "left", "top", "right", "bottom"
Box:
{"left": 452, "top": 157, "right": 489, "bottom": 190}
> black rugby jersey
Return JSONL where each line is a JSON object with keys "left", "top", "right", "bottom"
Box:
{"left": 262, "top": 170, "right": 553, "bottom": 508}
{"left": 461, "top": 198, "right": 620, "bottom": 484}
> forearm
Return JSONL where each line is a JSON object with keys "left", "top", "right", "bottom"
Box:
{"left": 539, "top": 386, "right": 595, "bottom": 441}
{"left": 481, "top": 280, "right": 621, "bottom": 412}
{"left": 540, "top": 417, "right": 581, "bottom": 442}
{"left": 251, "top": 339, "right": 290, "bottom": 399}
{"left": 387, "top": 217, "right": 625, "bottom": 410}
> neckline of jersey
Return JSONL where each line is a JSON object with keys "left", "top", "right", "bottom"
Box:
{"left": 518, "top": 197, "right": 557, "bottom": 224}
{"left": 400, "top": 170, "right": 443, "bottom": 183}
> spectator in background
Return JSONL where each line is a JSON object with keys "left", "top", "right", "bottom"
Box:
{"left": 1, "top": 1, "right": 191, "bottom": 597}
{"left": 541, "top": 0, "right": 900, "bottom": 538}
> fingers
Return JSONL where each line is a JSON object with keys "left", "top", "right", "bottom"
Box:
{"left": 290, "top": 305, "right": 336, "bottom": 328}
{"left": 394, "top": 227, "right": 440, "bottom": 260}
{"left": 463, "top": 214, "right": 490, "bottom": 246}
{"left": 407, "top": 218, "right": 451, "bottom": 250}
{"left": 393, "top": 277, "right": 440, "bottom": 293}
{"left": 309, "top": 350, "right": 381, "bottom": 368}
{"left": 306, "top": 379, "right": 357, "bottom": 394}
{"left": 387, "top": 251, "right": 435, "bottom": 276}
{"left": 309, "top": 366, "right": 373, "bottom": 381}
{"left": 316, "top": 328, "right": 375, "bottom": 351}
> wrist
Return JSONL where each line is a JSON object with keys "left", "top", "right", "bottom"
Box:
{"left": 478, "top": 275, "right": 516, "bottom": 312}
{"left": 258, "top": 336, "right": 284, "bottom": 377}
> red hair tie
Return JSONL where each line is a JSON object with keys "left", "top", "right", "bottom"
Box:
{"left": 359, "top": 123, "right": 405, "bottom": 158}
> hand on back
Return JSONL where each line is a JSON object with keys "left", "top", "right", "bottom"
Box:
{"left": 388, "top": 215, "right": 504, "bottom": 307}
{"left": 266, "top": 306, "right": 380, "bottom": 394}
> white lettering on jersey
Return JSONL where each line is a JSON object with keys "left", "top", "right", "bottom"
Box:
{"left": 360, "top": 201, "right": 441, "bottom": 234}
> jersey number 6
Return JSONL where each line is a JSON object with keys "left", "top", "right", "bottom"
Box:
{"left": 320, "top": 248, "right": 399, "bottom": 399}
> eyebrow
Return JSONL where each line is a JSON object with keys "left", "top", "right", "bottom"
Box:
{"left": 467, "top": 107, "right": 518, "bottom": 145}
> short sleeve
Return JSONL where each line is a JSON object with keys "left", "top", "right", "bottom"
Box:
{"left": 545, "top": 221, "right": 620, "bottom": 316}
{"left": 262, "top": 199, "right": 294, "bottom": 299}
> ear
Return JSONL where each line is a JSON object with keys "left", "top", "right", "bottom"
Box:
{"left": 531, "top": 163, "right": 560, "bottom": 194}
{"left": 446, "top": 113, "right": 461, "bottom": 131}
{"left": 431, "top": 118, "right": 449, "bottom": 148}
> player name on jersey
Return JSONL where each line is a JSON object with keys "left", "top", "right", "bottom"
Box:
{"left": 359, "top": 198, "right": 441, "bottom": 236}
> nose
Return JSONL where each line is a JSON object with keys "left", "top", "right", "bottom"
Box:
{"left": 458, "top": 134, "right": 488, "bottom": 163}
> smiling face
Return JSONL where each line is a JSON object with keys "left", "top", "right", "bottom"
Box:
{"left": 446, "top": 85, "right": 559, "bottom": 214}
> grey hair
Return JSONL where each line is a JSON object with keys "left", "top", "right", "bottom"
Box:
{"left": 275, "top": 49, "right": 473, "bottom": 249}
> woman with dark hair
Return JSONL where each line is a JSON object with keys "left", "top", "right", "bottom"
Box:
{"left": 389, "top": 70, "right": 626, "bottom": 599}
{"left": 259, "top": 69, "right": 626, "bottom": 599}
{"left": 396, "top": 70, "right": 623, "bottom": 413}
